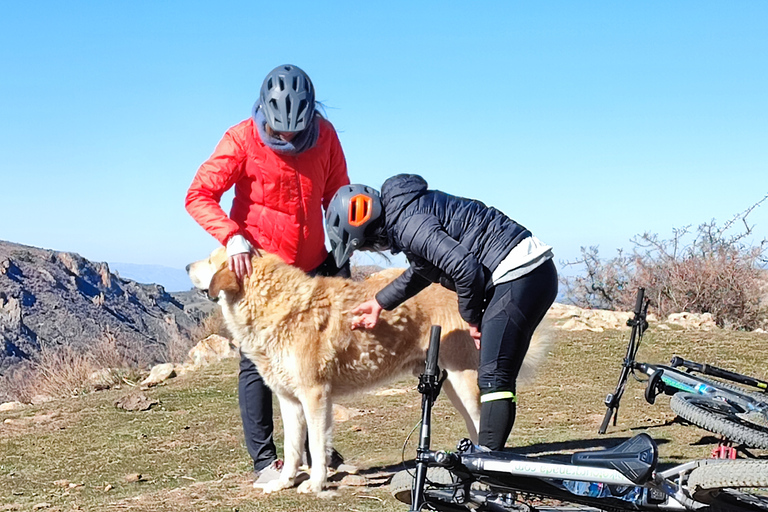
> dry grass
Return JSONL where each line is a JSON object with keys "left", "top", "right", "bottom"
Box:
{"left": 1, "top": 327, "right": 767, "bottom": 511}
{"left": 0, "top": 334, "right": 144, "bottom": 403}
{"left": 190, "top": 308, "right": 230, "bottom": 342}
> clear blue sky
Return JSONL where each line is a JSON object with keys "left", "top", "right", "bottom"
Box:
{"left": 1, "top": 1, "right": 766, "bottom": 274}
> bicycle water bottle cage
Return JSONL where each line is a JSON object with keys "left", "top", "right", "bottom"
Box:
{"left": 571, "top": 433, "right": 658, "bottom": 484}
{"left": 644, "top": 370, "right": 666, "bottom": 404}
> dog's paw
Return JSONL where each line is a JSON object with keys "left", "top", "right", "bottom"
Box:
{"left": 261, "top": 478, "right": 293, "bottom": 494}
{"left": 297, "top": 478, "right": 324, "bottom": 494}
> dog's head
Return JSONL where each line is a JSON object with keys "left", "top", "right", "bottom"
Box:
{"left": 186, "top": 246, "right": 242, "bottom": 302}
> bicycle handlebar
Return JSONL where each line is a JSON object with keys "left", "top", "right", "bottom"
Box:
{"left": 634, "top": 287, "right": 645, "bottom": 316}
{"left": 670, "top": 355, "right": 768, "bottom": 391}
{"left": 425, "top": 325, "right": 441, "bottom": 378}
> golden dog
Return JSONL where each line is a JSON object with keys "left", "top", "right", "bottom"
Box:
{"left": 187, "top": 248, "right": 550, "bottom": 494}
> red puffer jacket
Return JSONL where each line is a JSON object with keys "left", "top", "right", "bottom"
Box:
{"left": 185, "top": 117, "right": 350, "bottom": 272}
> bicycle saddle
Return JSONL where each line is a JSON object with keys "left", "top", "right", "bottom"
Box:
{"left": 571, "top": 433, "right": 658, "bottom": 484}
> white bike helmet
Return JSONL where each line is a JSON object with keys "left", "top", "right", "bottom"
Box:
{"left": 326, "top": 184, "right": 383, "bottom": 267}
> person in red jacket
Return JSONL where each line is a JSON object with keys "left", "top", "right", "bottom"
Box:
{"left": 185, "top": 64, "right": 351, "bottom": 487}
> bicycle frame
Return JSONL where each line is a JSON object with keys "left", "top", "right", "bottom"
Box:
{"left": 600, "top": 288, "right": 768, "bottom": 440}
{"left": 404, "top": 325, "right": 720, "bottom": 512}
{"left": 641, "top": 361, "right": 768, "bottom": 414}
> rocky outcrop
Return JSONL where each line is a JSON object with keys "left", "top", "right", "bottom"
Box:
{"left": 546, "top": 303, "right": 722, "bottom": 332}
{"left": 0, "top": 240, "right": 203, "bottom": 374}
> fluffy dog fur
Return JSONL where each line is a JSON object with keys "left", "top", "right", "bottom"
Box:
{"left": 187, "top": 248, "right": 550, "bottom": 494}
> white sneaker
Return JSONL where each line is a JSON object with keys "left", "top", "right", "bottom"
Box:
{"left": 253, "top": 459, "right": 283, "bottom": 489}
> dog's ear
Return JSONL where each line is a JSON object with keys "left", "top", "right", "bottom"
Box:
{"left": 209, "top": 268, "right": 241, "bottom": 300}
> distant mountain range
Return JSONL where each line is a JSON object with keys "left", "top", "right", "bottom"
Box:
{"left": 108, "top": 262, "right": 193, "bottom": 292}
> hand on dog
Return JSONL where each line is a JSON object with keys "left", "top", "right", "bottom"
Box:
{"left": 350, "top": 298, "right": 383, "bottom": 330}
{"left": 469, "top": 324, "right": 481, "bottom": 350}
{"left": 229, "top": 253, "right": 253, "bottom": 281}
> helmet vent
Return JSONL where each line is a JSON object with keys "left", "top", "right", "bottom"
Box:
{"left": 348, "top": 194, "right": 373, "bottom": 227}
{"left": 269, "top": 99, "right": 280, "bottom": 118}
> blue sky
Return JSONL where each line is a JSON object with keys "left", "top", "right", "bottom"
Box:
{"left": 1, "top": 1, "right": 766, "bottom": 279}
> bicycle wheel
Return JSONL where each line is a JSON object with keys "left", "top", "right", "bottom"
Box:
{"left": 670, "top": 392, "right": 768, "bottom": 449}
{"left": 698, "top": 377, "right": 768, "bottom": 403}
{"left": 390, "top": 467, "right": 457, "bottom": 506}
{"left": 688, "top": 461, "right": 768, "bottom": 511}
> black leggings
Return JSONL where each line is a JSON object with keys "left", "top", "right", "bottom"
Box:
{"left": 477, "top": 258, "right": 558, "bottom": 450}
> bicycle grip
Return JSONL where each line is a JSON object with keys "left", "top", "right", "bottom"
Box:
{"left": 634, "top": 288, "right": 645, "bottom": 315}
{"left": 425, "top": 325, "right": 442, "bottom": 377}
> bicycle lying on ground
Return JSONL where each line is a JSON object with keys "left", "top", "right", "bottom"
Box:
{"left": 390, "top": 325, "right": 768, "bottom": 511}
{"left": 600, "top": 288, "right": 768, "bottom": 453}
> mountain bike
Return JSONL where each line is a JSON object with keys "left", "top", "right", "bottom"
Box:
{"left": 390, "top": 325, "right": 768, "bottom": 511}
{"left": 600, "top": 288, "right": 768, "bottom": 452}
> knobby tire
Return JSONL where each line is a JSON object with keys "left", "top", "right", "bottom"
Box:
{"left": 670, "top": 392, "right": 768, "bottom": 449}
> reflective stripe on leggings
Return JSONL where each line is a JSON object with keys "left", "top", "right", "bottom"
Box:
{"left": 480, "top": 391, "right": 517, "bottom": 403}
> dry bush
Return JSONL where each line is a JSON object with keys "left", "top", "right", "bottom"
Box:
{"left": 90, "top": 328, "right": 135, "bottom": 369}
{"left": 0, "top": 334, "right": 146, "bottom": 403}
{"left": 191, "top": 307, "right": 229, "bottom": 341}
{"left": 563, "top": 196, "right": 768, "bottom": 330}
{"left": 9, "top": 344, "right": 96, "bottom": 402}
{"left": 0, "top": 362, "right": 36, "bottom": 403}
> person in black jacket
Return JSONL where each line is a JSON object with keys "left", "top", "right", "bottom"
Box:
{"left": 325, "top": 174, "right": 558, "bottom": 450}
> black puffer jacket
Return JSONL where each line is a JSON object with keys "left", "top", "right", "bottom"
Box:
{"left": 375, "top": 174, "right": 530, "bottom": 325}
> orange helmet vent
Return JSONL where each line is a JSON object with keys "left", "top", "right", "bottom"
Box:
{"left": 348, "top": 194, "right": 373, "bottom": 227}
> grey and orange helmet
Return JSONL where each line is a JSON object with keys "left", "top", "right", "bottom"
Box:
{"left": 259, "top": 64, "right": 315, "bottom": 132}
{"left": 326, "top": 184, "right": 383, "bottom": 267}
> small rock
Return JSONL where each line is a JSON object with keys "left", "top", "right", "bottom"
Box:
{"left": 339, "top": 474, "right": 367, "bottom": 486}
{"left": 140, "top": 363, "right": 176, "bottom": 387}
{"left": 88, "top": 368, "right": 119, "bottom": 390}
{"left": 0, "top": 401, "right": 25, "bottom": 412}
{"left": 114, "top": 393, "right": 158, "bottom": 412}
{"left": 124, "top": 473, "right": 143, "bottom": 483}
{"left": 53, "top": 479, "right": 70, "bottom": 487}
{"left": 104, "top": 484, "right": 113, "bottom": 491}
{"left": 32, "top": 504, "right": 51, "bottom": 511}
{"left": 186, "top": 334, "right": 237, "bottom": 368}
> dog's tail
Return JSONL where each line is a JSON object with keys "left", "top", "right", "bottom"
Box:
{"left": 518, "top": 319, "right": 556, "bottom": 386}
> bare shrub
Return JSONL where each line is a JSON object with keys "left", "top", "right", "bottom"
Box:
{"left": 0, "top": 362, "right": 37, "bottom": 403}
{"left": 191, "top": 308, "right": 229, "bottom": 341}
{"left": 563, "top": 196, "right": 768, "bottom": 330}
{"left": 0, "top": 333, "right": 147, "bottom": 403}
{"left": 22, "top": 344, "right": 97, "bottom": 401}
{"left": 90, "top": 328, "right": 134, "bottom": 369}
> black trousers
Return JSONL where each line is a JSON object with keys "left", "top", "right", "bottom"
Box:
{"left": 477, "top": 258, "right": 558, "bottom": 450}
{"left": 238, "top": 253, "right": 350, "bottom": 472}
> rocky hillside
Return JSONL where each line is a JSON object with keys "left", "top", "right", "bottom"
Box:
{"left": 0, "top": 240, "right": 210, "bottom": 374}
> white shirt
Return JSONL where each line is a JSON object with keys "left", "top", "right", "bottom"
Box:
{"left": 491, "top": 236, "right": 554, "bottom": 285}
